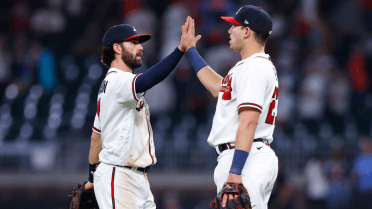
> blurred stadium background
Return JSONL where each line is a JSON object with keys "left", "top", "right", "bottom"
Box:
{"left": 0, "top": 0, "right": 372, "bottom": 208}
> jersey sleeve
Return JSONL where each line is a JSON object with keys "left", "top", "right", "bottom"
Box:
{"left": 114, "top": 72, "right": 142, "bottom": 103}
{"left": 235, "top": 65, "right": 268, "bottom": 112}
{"left": 92, "top": 114, "right": 101, "bottom": 134}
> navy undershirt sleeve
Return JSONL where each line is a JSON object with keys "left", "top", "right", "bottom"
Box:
{"left": 186, "top": 47, "right": 208, "bottom": 74}
{"left": 135, "top": 47, "right": 184, "bottom": 93}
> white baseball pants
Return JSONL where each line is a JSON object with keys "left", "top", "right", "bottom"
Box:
{"left": 214, "top": 141, "right": 278, "bottom": 209}
{"left": 94, "top": 163, "right": 156, "bottom": 209}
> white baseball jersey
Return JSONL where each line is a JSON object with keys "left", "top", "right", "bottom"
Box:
{"left": 92, "top": 68, "right": 156, "bottom": 168}
{"left": 208, "top": 53, "right": 279, "bottom": 147}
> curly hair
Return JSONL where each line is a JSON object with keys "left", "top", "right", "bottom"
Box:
{"left": 101, "top": 44, "right": 116, "bottom": 67}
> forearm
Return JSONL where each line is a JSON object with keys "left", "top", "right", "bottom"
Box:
{"left": 229, "top": 121, "right": 256, "bottom": 175}
{"left": 187, "top": 47, "right": 222, "bottom": 98}
{"left": 196, "top": 66, "right": 223, "bottom": 98}
{"left": 235, "top": 108, "right": 260, "bottom": 152}
{"left": 135, "top": 47, "right": 184, "bottom": 93}
{"left": 234, "top": 121, "right": 256, "bottom": 153}
{"left": 229, "top": 109, "right": 260, "bottom": 175}
{"left": 88, "top": 133, "right": 102, "bottom": 164}
{"left": 88, "top": 147, "right": 101, "bottom": 164}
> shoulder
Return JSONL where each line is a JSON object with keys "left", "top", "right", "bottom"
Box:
{"left": 119, "top": 71, "right": 137, "bottom": 79}
{"left": 235, "top": 59, "right": 271, "bottom": 76}
{"left": 249, "top": 56, "right": 273, "bottom": 70}
{"left": 106, "top": 70, "right": 136, "bottom": 82}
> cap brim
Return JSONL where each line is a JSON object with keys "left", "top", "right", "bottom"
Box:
{"left": 123, "top": 34, "right": 152, "bottom": 43}
{"left": 221, "top": 16, "right": 241, "bottom": 25}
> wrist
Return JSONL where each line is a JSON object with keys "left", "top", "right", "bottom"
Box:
{"left": 186, "top": 47, "right": 208, "bottom": 74}
{"left": 185, "top": 45, "right": 196, "bottom": 52}
{"left": 88, "top": 163, "right": 98, "bottom": 182}
{"left": 186, "top": 46, "right": 196, "bottom": 52}
{"left": 229, "top": 150, "right": 249, "bottom": 175}
{"left": 178, "top": 45, "right": 186, "bottom": 52}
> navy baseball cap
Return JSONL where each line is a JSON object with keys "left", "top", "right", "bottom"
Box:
{"left": 102, "top": 24, "right": 151, "bottom": 46}
{"left": 221, "top": 5, "right": 272, "bottom": 35}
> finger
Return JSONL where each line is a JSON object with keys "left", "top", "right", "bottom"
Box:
{"left": 195, "top": 34, "right": 202, "bottom": 44}
{"left": 189, "top": 18, "right": 193, "bottom": 34}
{"left": 181, "top": 25, "right": 186, "bottom": 34}
{"left": 188, "top": 17, "right": 194, "bottom": 34}
{"left": 222, "top": 194, "right": 228, "bottom": 207}
{"left": 185, "top": 16, "right": 190, "bottom": 33}
{"left": 191, "top": 18, "right": 195, "bottom": 35}
{"left": 189, "top": 16, "right": 192, "bottom": 31}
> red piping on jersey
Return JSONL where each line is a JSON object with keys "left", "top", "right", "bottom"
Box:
{"left": 256, "top": 56, "right": 268, "bottom": 60}
{"left": 106, "top": 71, "right": 117, "bottom": 75}
{"left": 147, "top": 120, "right": 154, "bottom": 164}
{"left": 132, "top": 74, "right": 140, "bottom": 101}
{"left": 146, "top": 116, "right": 155, "bottom": 165}
{"left": 111, "top": 167, "right": 116, "bottom": 209}
{"left": 92, "top": 126, "right": 101, "bottom": 133}
{"left": 256, "top": 56, "right": 273, "bottom": 64}
{"left": 97, "top": 99, "right": 101, "bottom": 117}
{"left": 238, "top": 103, "right": 263, "bottom": 110}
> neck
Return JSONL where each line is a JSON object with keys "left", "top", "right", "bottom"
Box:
{"left": 240, "top": 42, "right": 265, "bottom": 60}
{"left": 110, "top": 58, "right": 132, "bottom": 73}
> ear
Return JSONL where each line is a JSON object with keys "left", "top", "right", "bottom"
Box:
{"left": 243, "top": 27, "right": 251, "bottom": 39}
{"left": 113, "top": 43, "right": 121, "bottom": 54}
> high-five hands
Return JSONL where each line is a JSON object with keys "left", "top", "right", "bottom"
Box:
{"left": 179, "top": 16, "right": 202, "bottom": 52}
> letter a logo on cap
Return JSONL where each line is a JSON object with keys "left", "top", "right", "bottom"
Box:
{"left": 133, "top": 27, "right": 136, "bottom": 31}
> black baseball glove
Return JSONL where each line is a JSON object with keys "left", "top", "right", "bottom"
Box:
{"left": 69, "top": 182, "right": 99, "bottom": 209}
{"left": 210, "top": 182, "right": 252, "bottom": 209}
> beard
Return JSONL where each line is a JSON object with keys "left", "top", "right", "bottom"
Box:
{"left": 122, "top": 49, "right": 143, "bottom": 70}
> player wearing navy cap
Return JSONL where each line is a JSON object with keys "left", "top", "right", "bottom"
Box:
{"left": 84, "top": 19, "right": 200, "bottom": 209}
{"left": 101, "top": 24, "right": 152, "bottom": 46}
{"left": 184, "top": 5, "right": 279, "bottom": 209}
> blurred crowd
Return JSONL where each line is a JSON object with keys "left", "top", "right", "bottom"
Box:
{"left": 0, "top": 0, "right": 372, "bottom": 208}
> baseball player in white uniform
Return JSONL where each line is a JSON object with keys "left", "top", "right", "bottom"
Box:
{"left": 84, "top": 19, "right": 200, "bottom": 209}
{"left": 184, "top": 6, "right": 279, "bottom": 209}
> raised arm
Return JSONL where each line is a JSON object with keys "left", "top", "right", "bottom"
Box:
{"left": 135, "top": 47, "right": 184, "bottom": 93}
{"left": 182, "top": 17, "right": 223, "bottom": 98}
{"left": 197, "top": 66, "right": 223, "bottom": 98}
{"left": 187, "top": 48, "right": 223, "bottom": 98}
{"left": 135, "top": 17, "right": 200, "bottom": 93}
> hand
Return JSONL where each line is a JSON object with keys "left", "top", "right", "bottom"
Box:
{"left": 178, "top": 16, "right": 202, "bottom": 52}
{"left": 222, "top": 173, "right": 243, "bottom": 207}
{"left": 85, "top": 181, "right": 94, "bottom": 190}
